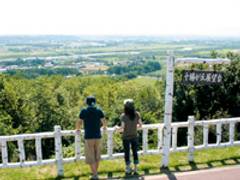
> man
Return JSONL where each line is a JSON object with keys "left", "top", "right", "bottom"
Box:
{"left": 76, "top": 96, "right": 107, "bottom": 180}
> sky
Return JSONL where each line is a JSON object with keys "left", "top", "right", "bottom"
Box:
{"left": 0, "top": 0, "right": 239, "bottom": 36}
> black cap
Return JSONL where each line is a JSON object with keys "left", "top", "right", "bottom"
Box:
{"left": 86, "top": 96, "right": 96, "bottom": 106}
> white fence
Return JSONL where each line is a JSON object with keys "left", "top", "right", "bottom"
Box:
{"left": 1, "top": 116, "right": 240, "bottom": 176}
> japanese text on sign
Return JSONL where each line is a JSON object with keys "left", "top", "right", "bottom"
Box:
{"left": 182, "top": 70, "right": 223, "bottom": 84}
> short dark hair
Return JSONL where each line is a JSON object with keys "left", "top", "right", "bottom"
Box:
{"left": 86, "top": 96, "right": 96, "bottom": 106}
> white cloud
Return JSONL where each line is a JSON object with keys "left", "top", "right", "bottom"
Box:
{"left": 0, "top": 0, "right": 239, "bottom": 36}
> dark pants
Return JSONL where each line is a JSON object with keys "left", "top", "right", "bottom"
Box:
{"left": 123, "top": 138, "right": 139, "bottom": 165}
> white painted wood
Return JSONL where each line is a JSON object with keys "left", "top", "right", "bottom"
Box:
{"left": 35, "top": 137, "right": 42, "bottom": 163}
{"left": 143, "top": 123, "right": 162, "bottom": 129}
{"left": 162, "top": 53, "right": 175, "bottom": 168}
{"left": 157, "top": 126, "right": 163, "bottom": 151}
{"left": 188, "top": 116, "right": 195, "bottom": 162}
{"left": 0, "top": 132, "right": 54, "bottom": 142}
{"left": 1, "top": 117, "right": 240, "bottom": 170}
{"left": 54, "top": 125, "right": 64, "bottom": 177}
{"left": 216, "top": 123, "right": 222, "bottom": 145}
{"left": 172, "top": 126, "right": 178, "bottom": 151}
{"left": 75, "top": 131, "right": 81, "bottom": 160}
{"left": 172, "top": 117, "right": 240, "bottom": 128}
{"left": 17, "top": 139, "right": 25, "bottom": 165}
{"left": 0, "top": 159, "right": 56, "bottom": 168}
{"left": 203, "top": 123, "right": 209, "bottom": 147}
{"left": 229, "top": 122, "right": 235, "bottom": 145}
{"left": 1, "top": 140, "right": 8, "bottom": 166}
{"left": 107, "top": 130, "right": 114, "bottom": 158}
{"left": 143, "top": 128, "right": 148, "bottom": 154}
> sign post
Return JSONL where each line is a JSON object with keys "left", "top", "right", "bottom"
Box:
{"left": 161, "top": 55, "right": 230, "bottom": 168}
{"left": 161, "top": 53, "right": 175, "bottom": 168}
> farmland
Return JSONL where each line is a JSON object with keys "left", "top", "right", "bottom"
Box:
{"left": 1, "top": 35, "right": 240, "bottom": 78}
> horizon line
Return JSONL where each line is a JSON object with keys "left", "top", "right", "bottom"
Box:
{"left": 0, "top": 34, "right": 240, "bottom": 38}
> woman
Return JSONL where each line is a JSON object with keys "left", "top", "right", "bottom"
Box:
{"left": 116, "top": 99, "right": 142, "bottom": 175}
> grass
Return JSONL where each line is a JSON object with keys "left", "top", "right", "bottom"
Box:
{"left": 0, "top": 146, "right": 240, "bottom": 180}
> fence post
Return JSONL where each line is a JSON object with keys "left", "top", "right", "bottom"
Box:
{"left": 216, "top": 122, "right": 222, "bottom": 145}
{"left": 54, "top": 125, "right": 64, "bottom": 177}
{"left": 143, "top": 128, "right": 148, "bottom": 154}
{"left": 158, "top": 126, "right": 163, "bottom": 151}
{"left": 75, "top": 130, "right": 81, "bottom": 160}
{"left": 161, "top": 53, "right": 175, "bottom": 168}
{"left": 1, "top": 139, "right": 8, "bottom": 167}
{"left": 229, "top": 122, "right": 235, "bottom": 145}
{"left": 107, "top": 129, "right": 114, "bottom": 158}
{"left": 35, "top": 137, "right": 42, "bottom": 164}
{"left": 172, "top": 126, "right": 178, "bottom": 151}
{"left": 188, "top": 116, "right": 195, "bottom": 162}
{"left": 203, "top": 123, "right": 209, "bottom": 147}
{"left": 17, "top": 139, "right": 26, "bottom": 165}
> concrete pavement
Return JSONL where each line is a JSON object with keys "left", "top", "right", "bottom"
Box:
{"left": 144, "top": 166, "right": 240, "bottom": 180}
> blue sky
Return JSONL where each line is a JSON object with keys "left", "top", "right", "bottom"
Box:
{"left": 0, "top": 0, "right": 239, "bottom": 36}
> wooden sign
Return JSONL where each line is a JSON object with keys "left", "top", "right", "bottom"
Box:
{"left": 182, "top": 70, "right": 223, "bottom": 84}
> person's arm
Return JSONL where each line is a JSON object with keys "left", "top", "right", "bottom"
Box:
{"left": 101, "top": 118, "right": 107, "bottom": 131}
{"left": 76, "top": 119, "right": 83, "bottom": 131}
{"left": 137, "top": 112, "right": 142, "bottom": 129}
{"left": 115, "top": 120, "right": 124, "bottom": 132}
{"left": 120, "top": 121, "right": 125, "bottom": 131}
{"left": 137, "top": 118, "right": 142, "bottom": 129}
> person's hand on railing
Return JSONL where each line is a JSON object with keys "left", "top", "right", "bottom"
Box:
{"left": 103, "top": 126, "right": 107, "bottom": 133}
{"left": 137, "top": 124, "right": 142, "bottom": 130}
{"left": 75, "top": 129, "right": 81, "bottom": 135}
{"left": 101, "top": 126, "right": 108, "bottom": 134}
{"left": 114, "top": 125, "right": 123, "bottom": 133}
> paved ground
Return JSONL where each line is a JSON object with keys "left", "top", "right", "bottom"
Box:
{"left": 144, "top": 166, "right": 240, "bottom": 180}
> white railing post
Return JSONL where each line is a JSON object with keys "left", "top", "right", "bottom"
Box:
{"left": 107, "top": 129, "right": 114, "bottom": 158}
{"left": 1, "top": 139, "right": 8, "bottom": 167}
{"left": 54, "top": 125, "right": 64, "bottom": 177}
{"left": 203, "top": 123, "right": 209, "bottom": 147}
{"left": 75, "top": 131, "right": 81, "bottom": 160}
{"left": 188, "top": 116, "right": 195, "bottom": 162}
{"left": 158, "top": 126, "right": 163, "bottom": 151}
{"left": 216, "top": 122, "right": 222, "bottom": 145}
{"left": 172, "top": 126, "right": 178, "bottom": 151}
{"left": 17, "top": 139, "right": 25, "bottom": 165}
{"left": 35, "top": 137, "right": 42, "bottom": 163}
{"left": 229, "top": 122, "right": 235, "bottom": 145}
{"left": 143, "top": 128, "right": 148, "bottom": 154}
{"left": 161, "top": 53, "right": 175, "bottom": 168}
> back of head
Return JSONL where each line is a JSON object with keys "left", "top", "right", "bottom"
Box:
{"left": 124, "top": 99, "right": 136, "bottom": 120}
{"left": 86, "top": 96, "right": 96, "bottom": 107}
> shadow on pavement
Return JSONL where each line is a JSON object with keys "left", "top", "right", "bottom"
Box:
{"left": 160, "top": 167, "right": 177, "bottom": 180}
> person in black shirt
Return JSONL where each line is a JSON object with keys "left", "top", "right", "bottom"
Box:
{"left": 76, "top": 96, "right": 106, "bottom": 180}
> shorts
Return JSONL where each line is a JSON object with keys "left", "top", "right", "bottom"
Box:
{"left": 84, "top": 139, "right": 101, "bottom": 164}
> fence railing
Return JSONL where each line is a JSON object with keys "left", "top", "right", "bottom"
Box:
{"left": 1, "top": 116, "right": 240, "bottom": 176}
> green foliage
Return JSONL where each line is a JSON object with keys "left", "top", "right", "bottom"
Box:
{"left": 0, "top": 74, "right": 164, "bottom": 159}
{"left": 107, "top": 61, "right": 161, "bottom": 77}
{"left": 0, "top": 58, "right": 45, "bottom": 67}
{"left": 173, "top": 52, "right": 240, "bottom": 145}
{"left": 4, "top": 68, "right": 81, "bottom": 78}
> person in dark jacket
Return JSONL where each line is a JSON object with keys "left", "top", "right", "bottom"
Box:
{"left": 76, "top": 96, "right": 106, "bottom": 180}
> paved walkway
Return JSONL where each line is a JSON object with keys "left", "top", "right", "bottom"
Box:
{"left": 144, "top": 166, "right": 240, "bottom": 180}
